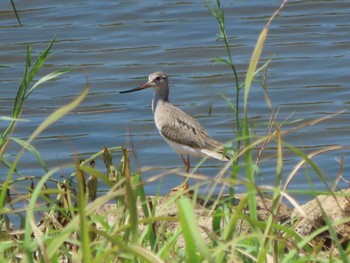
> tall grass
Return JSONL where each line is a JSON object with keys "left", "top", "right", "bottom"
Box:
{"left": 0, "top": 39, "right": 72, "bottom": 210}
{"left": 207, "top": 0, "right": 287, "bottom": 238}
{"left": 1, "top": 0, "right": 349, "bottom": 262}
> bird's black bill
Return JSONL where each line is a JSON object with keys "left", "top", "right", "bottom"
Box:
{"left": 119, "top": 86, "right": 144, "bottom": 94}
{"left": 119, "top": 82, "right": 152, "bottom": 94}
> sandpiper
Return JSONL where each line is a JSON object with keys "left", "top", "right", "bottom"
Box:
{"left": 120, "top": 72, "right": 229, "bottom": 188}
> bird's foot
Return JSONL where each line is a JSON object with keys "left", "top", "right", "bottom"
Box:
{"left": 169, "top": 180, "right": 193, "bottom": 196}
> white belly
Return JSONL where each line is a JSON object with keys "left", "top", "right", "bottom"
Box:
{"left": 161, "top": 133, "right": 203, "bottom": 157}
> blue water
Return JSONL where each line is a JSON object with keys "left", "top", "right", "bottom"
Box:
{"left": 1, "top": 0, "right": 349, "bottom": 203}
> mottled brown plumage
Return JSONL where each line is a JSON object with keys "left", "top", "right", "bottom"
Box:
{"left": 155, "top": 100, "right": 227, "bottom": 160}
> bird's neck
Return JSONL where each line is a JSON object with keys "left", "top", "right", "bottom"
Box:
{"left": 152, "top": 89, "right": 169, "bottom": 115}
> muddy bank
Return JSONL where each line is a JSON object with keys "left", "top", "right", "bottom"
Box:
{"left": 98, "top": 188, "right": 350, "bottom": 256}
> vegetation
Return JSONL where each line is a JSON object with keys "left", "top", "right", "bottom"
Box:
{"left": 1, "top": 0, "right": 349, "bottom": 262}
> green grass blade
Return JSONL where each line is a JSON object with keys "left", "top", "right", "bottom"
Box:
{"left": 1, "top": 39, "right": 59, "bottom": 149}
{"left": 1, "top": 156, "right": 25, "bottom": 177}
{"left": 26, "top": 68, "right": 74, "bottom": 98}
{"left": 132, "top": 172, "right": 157, "bottom": 250}
{"left": 0, "top": 82, "right": 89, "bottom": 211}
{"left": 206, "top": 0, "right": 242, "bottom": 154}
{"left": 75, "top": 164, "right": 92, "bottom": 263}
{"left": 128, "top": 244, "right": 164, "bottom": 263}
{"left": 28, "top": 38, "right": 55, "bottom": 82}
{"left": 1, "top": 45, "right": 31, "bottom": 147}
{"left": 223, "top": 196, "right": 248, "bottom": 241}
{"left": 14, "top": 44, "right": 31, "bottom": 118}
{"left": 178, "top": 197, "right": 212, "bottom": 263}
{"left": 80, "top": 165, "right": 113, "bottom": 187}
{"left": 13, "top": 38, "right": 55, "bottom": 117}
{"left": 243, "top": 127, "right": 257, "bottom": 223}
{"left": 321, "top": 210, "right": 349, "bottom": 263}
{"left": 10, "top": 137, "right": 49, "bottom": 172}
{"left": 243, "top": 27, "right": 267, "bottom": 112}
{"left": 46, "top": 214, "right": 80, "bottom": 259}
{"left": 243, "top": 0, "right": 288, "bottom": 234}
{"left": 23, "top": 167, "right": 61, "bottom": 261}
{"left": 0, "top": 116, "right": 28, "bottom": 122}
{"left": 121, "top": 147, "right": 138, "bottom": 242}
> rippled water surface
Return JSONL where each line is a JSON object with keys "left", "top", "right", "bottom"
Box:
{"left": 1, "top": 0, "right": 349, "bottom": 202}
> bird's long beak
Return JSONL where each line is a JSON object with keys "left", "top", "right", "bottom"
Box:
{"left": 119, "top": 81, "right": 153, "bottom": 94}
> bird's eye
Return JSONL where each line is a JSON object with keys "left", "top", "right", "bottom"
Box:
{"left": 155, "top": 76, "right": 161, "bottom": 81}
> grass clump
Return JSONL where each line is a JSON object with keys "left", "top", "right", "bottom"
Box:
{"left": 1, "top": 0, "right": 350, "bottom": 262}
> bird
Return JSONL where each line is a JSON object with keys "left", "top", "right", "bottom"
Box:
{"left": 120, "top": 71, "right": 230, "bottom": 190}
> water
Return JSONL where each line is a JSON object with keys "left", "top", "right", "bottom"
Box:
{"left": 1, "top": 0, "right": 349, "bottom": 203}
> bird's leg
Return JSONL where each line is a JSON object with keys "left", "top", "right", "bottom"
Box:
{"left": 169, "top": 155, "right": 191, "bottom": 194}
{"left": 181, "top": 154, "right": 190, "bottom": 173}
{"left": 180, "top": 154, "right": 190, "bottom": 189}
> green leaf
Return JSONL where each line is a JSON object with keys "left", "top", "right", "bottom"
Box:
{"left": 178, "top": 197, "right": 212, "bottom": 263}
{"left": 10, "top": 137, "right": 49, "bottom": 172}
{"left": 26, "top": 68, "right": 74, "bottom": 98}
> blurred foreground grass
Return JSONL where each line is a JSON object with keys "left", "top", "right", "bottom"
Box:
{"left": 1, "top": 0, "right": 349, "bottom": 262}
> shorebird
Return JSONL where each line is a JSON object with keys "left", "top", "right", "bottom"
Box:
{"left": 120, "top": 71, "right": 229, "bottom": 189}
